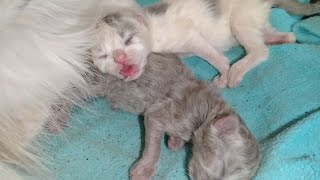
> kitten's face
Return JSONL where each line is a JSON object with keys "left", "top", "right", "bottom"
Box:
{"left": 91, "top": 12, "right": 150, "bottom": 81}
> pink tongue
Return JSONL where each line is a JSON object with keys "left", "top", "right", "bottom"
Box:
{"left": 120, "top": 64, "right": 139, "bottom": 78}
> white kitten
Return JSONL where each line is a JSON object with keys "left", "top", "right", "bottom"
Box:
{"left": 94, "top": 0, "right": 320, "bottom": 87}
{"left": 144, "top": 0, "right": 316, "bottom": 88}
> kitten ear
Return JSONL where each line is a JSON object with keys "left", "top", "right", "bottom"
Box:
{"left": 104, "top": 13, "right": 121, "bottom": 25}
{"left": 134, "top": 14, "right": 148, "bottom": 28}
{"left": 213, "top": 114, "right": 240, "bottom": 134}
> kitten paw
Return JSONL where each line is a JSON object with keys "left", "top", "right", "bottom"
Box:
{"left": 130, "top": 175, "right": 152, "bottom": 180}
{"left": 111, "top": 104, "right": 119, "bottom": 111}
{"left": 286, "top": 32, "right": 296, "bottom": 44}
{"left": 168, "top": 136, "right": 184, "bottom": 151}
{"left": 130, "top": 160, "right": 157, "bottom": 180}
{"left": 227, "top": 63, "right": 245, "bottom": 88}
{"left": 213, "top": 75, "right": 227, "bottom": 88}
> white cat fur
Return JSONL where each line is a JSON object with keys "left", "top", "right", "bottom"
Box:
{"left": 0, "top": 0, "right": 134, "bottom": 179}
{"left": 93, "top": 0, "right": 319, "bottom": 88}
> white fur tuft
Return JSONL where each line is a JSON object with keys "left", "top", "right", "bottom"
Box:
{"left": 0, "top": 0, "right": 106, "bottom": 179}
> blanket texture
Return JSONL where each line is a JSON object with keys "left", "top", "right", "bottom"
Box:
{"left": 47, "top": 0, "right": 320, "bottom": 179}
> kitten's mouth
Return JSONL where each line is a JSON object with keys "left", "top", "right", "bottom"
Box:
{"left": 120, "top": 64, "right": 139, "bottom": 79}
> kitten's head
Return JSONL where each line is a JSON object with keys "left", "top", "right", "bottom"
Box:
{"left": 91, "top": 11, "right": 151, "bottom": 81}
{"left": 189, "top": 114, "right": 260, "bottom": 180}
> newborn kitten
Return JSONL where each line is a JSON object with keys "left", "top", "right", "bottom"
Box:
{"left": 91, "top": 1, "right": 150, "bottom": 81}
{"left": 52, "top": 53, "right": 260, "bottom": 179}
{"left": 93, "top": 0, "right": 320, "bottom": 88}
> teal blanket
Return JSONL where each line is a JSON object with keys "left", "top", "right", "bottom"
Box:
{"left": 48, "top": 0, "right": 320, "bottom": 179}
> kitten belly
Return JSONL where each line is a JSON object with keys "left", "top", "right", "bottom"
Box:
{"left": 149, "top": 14, "right": 238, "bottom": 54}
{"left": 150, "top": 28, "right": 238, "bottom": 55}
{"left": 198, "top": 19, "right": 239, "bottom": 52}
{"left": 210, "top": 33, "right": 238, "bottom": 53}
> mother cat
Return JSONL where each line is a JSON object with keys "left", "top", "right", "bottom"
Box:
{"left": 0, "top": 0, "right": 142, "bottom": 179}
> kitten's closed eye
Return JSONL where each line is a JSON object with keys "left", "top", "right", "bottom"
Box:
{"left": 125, "top": 33, "right": 137, "bottom": 45}
{"left": 98, "top": 54, "right": 108, "bottom": 59}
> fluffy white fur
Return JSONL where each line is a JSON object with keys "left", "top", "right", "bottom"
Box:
{"left": 148, "top": 0, "right": 319, "bottom": 88}
{"left": 144, "top": 0, "right": 300, "bottom": 88}
{"left": 0, "top": 0, "right": 126, "bottom": 179}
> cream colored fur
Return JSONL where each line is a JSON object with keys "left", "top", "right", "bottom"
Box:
{"left": 94, "top": 0, "right": 319, "bottom": 88}
{"left": 0, "top": 0, "right": 120, "bottom": 179}
{"left": 147, "top": 0, "right": 320, "bottom": 88}
{"left": 147, "top": 0, "right": 289, "bottom": 88}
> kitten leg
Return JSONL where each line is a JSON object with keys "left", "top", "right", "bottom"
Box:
{"left": 184, "top": 33, "right": 230, "bottom": 88}
{"left": 168, "top": 135, "right": 185, "bottom": 151}
{"left": 130, "top": 116, "right": 163, "bottom": 180}
{"left": 264, "top": 28, "right": 296, "bottom": 45}
{"left": 228, "top": 21, "right": 269, "bottom": 88}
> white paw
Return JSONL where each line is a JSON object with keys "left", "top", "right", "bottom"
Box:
{"left": 287, "top": 32, "right": 296, "bottom": 44}
{"left": 227, "top": 63, "right": 246, "bottom": 88}
{"left": 168, "top": 136, "right": 184, "bottom": 151}
{"left": 130, "top": 160, "right": 157, "bottom": 180}
{"left": 130, "top": 175, "right": 152, "bottom": 180}
{"left": 213, "top": 74, "right": 227, "bottom": 88}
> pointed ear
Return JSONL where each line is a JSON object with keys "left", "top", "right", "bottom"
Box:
{"left": 104, "top": 13, "right": 121, "bottom": 25}
{"left": 213, "top": 114, "right": 240, "bottom": 134}
{"left": 134, "top": 14, "right": 148, "bottom": 28}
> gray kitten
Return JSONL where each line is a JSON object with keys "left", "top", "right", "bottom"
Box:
{"left": 51, "top": 53, "right": 260, "bottom": 180}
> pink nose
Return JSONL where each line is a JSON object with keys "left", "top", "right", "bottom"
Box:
{"left": 113, "top": 49, "right": 128, "bottom": 65}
